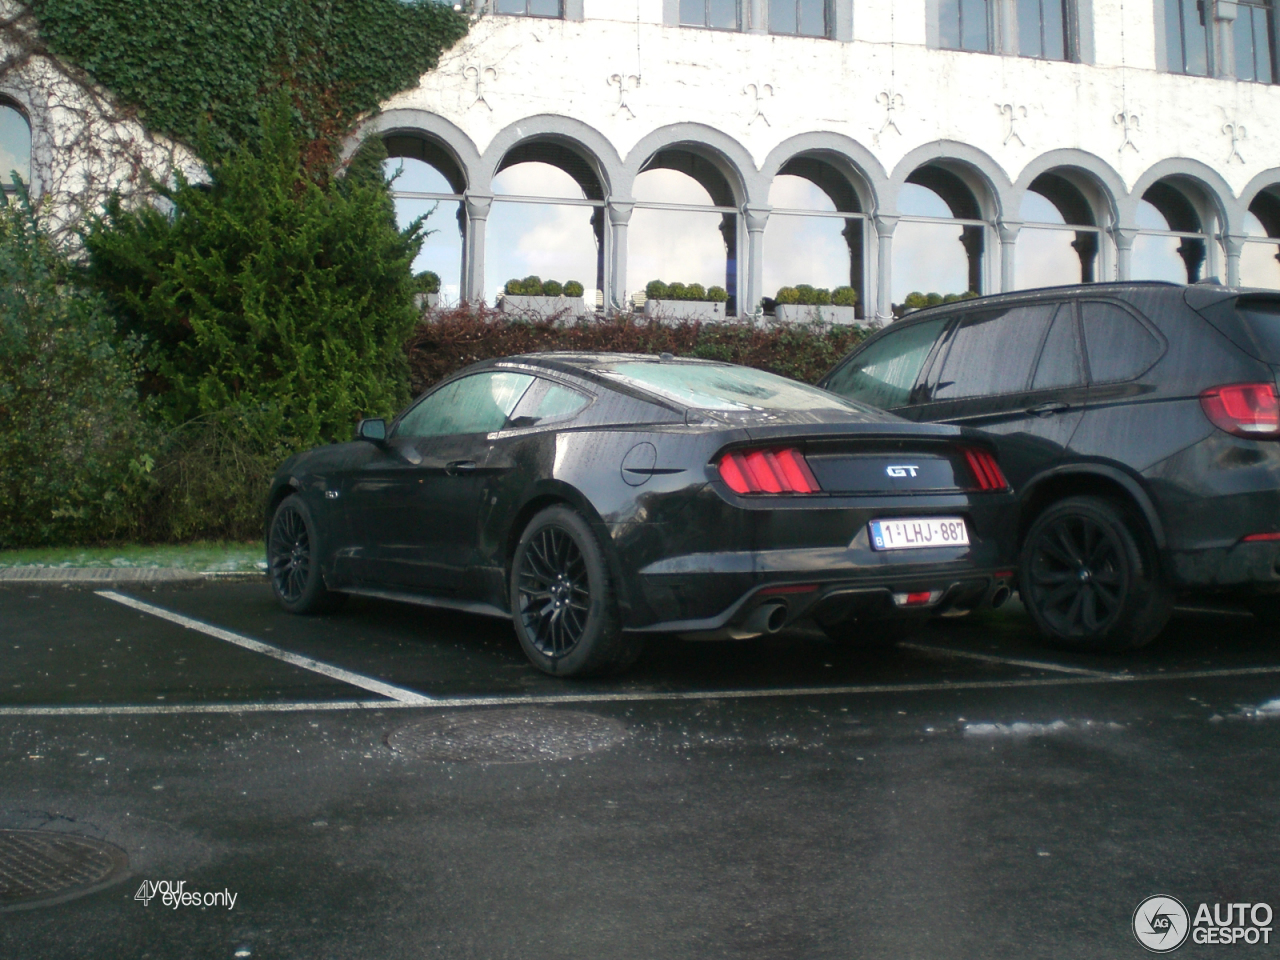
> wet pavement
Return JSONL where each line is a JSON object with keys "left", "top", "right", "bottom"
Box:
{"left": 2, "top": 581, "right": 1279, "bottom": 959}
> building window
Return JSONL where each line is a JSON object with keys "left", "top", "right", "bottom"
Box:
{"left": 940, "top": 0, "right": 992, "bottom": 52}
{"left": 770, "top": 0, "right": 827, "bottom": 37}
{"left": 1164, "top": 0, "right": 1211, "bottom": 76}
{"left": 680, "top": 0, "right": 739, "bottom": 29}
{"left": 495, "top": 0, "right": 562, "bottom": 16}
{"left": 0, "top": 103, "right": 31, "bottom": 193}
{"left": 1018, "top": 0, "right": 1069, "bottom": 60}
{"left": 1237, "top": 1, "right": 1277, "bottom": 82}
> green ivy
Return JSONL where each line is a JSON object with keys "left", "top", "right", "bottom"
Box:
{"left": 28, "top": 0, "right": 469, "bottom": 163}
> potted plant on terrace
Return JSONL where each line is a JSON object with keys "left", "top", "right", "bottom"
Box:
{"left": 643, "top": 280, "right": 729, "bottom": 323}
{"left": 413, "top": 270, "right": 441, "bottom": 311}
{"left": 772, "top": 284, "right": 858, "bottom": 324}
{"left": 498, "top": 276, "right": 589, "bottom": 320}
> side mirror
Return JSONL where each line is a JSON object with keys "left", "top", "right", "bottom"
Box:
{"left": 355, "top": 418, "right": 387, "bottom": 443}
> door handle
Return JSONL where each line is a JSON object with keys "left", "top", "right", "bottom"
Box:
{"left": 1027, "top": 401, "right": 1070, "bottom": 417}
{"left": 446, "top": 460, "right": 477, "bottom": 475}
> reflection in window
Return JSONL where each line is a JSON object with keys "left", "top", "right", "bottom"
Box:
{"left": 933, "top": 306, "right": 1056, "bottom": 400}
{"left": 397, "top": 373, "right": 535, "bottom": 438}
{"left": 770, "top": 0, "right": 826, "bottom": 36}
{"left": 1164, "top": 0, "right": 1210, "bottom": 76}
{"left": 824, "top": 318, "right": 948, "bottom": 410}
{"left": 940, "top": 0, "right": 991, "bottom": 52}
{"left": 495, "top": 0, "right": 562, "bottom": 16}
{"left": 1018, "top": 0, "right": 1068, "bottom": 60}
{"left": 0, "top": 104, "right": 31, "bottom": 190}
{"left": 1236, "top": 1, "right": 1276, "bottom": 83}
{"left": 680, "top": 0, "right": 739, "bottom": 29}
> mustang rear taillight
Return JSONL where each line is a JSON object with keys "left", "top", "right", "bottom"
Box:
{"left": 963, "top": 448, "right": 1009, "bottom": 492}
{"left": 1199, "top": 383, "right": 1280, "bottom": 438}
{"left": 718, "top": 448, "right": 821, "bottom": 495}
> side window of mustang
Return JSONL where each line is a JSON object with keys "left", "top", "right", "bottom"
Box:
{"left": 509, "top": 378, "right": 592, "bottom": 426}
{"left": 396, "top": 372, "right": 535, "bottom": 438}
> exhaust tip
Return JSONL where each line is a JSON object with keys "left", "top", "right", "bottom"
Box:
{"left": 991, "top": 585, "right": 1011, "bottom": 609}
{"left": 764, "top": 602, "right": 788, "bottom": 633}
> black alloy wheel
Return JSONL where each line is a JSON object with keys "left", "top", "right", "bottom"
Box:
{"left": 268, "top": 494, "right": 342, "bottom": 614}
{"left": 510, "top": 505, "right": 639, "bottom": 677}
{"left": 1019, "top": 495, "right": 1171, "bottom": 651}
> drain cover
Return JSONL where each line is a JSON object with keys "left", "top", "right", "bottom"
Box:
{"left": 0, "top": 830, "right": 130, "bottom": 911}
{"left": 387, "top": 708, "right": 627, "bottom": 763}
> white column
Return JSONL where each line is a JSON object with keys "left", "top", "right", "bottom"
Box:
{"left": 874, "top": 214, "right": 899, "bottom": 323}
{"left": 1111, "top": 227, "right": 1139, "bottom": 282}
{"left": 464, "top": 193, "right": 492, "bottom": 304}
{"left": 1222, "top": 233, "right": 1246, "bottom": 287}
{"left": 749, "top": 0, "right": 765, "bottom": 33}
{"left": 998, "top": 219, "right": 1022, "bottom": 292}
{"left": 743, "top": 204, "right": 770, "bottom": 318}
{"left": 1215, "top": 1, "right": 1239, "bottom": 78}
{"left": 608, "top": 200, "right": 634, "bottom": 314}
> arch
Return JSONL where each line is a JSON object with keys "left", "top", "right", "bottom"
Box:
{"left": 759, "top": 133, "right": 887, "bottom": 214}
{"left": 353, "top": 109, "right": 481, "bottom": 191}
{"left": 621, "top": 123, "right": 758, "bottom": 205}
{"left": 0, "top": 91, "right": 34, "bottom": 194}
{"left": 1012, "top": 149, "right": 1125, "bottom": 226}
{"left": 479, "top": 115, "right": 622, "bottom": 198}
{"left": 1127, "top": 157, "right": 1239, "bottom": 236}
{"left": 887, "top": 140, "right": 1015, "bottom": 219}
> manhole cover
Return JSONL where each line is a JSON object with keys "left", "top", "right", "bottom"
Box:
{"left": 0, "top": 830, "right": 130, "bottom": 911}
{"left": 387, "top": 708, "right": 627, "bottom": 763}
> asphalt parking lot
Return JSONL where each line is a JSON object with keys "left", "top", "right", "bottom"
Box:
{"left": 3, "top": 581, "right": 1280, "bottom": 959}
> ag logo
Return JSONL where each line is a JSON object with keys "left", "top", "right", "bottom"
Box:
{"left": 1133, "top": 895, "right": 1190, "bottom": 953}
{"left": 885, "top": 465, "right": 919, "bottom": 478}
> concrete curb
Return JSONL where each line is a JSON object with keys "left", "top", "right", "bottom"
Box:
{"left": 0, "top": 567, "right": 266, "bottom": 584}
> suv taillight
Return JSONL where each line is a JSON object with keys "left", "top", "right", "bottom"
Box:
{"left": 1199, "top": 383, "right": 1280, "bottom": 439}
{"left": 963, "top": 447, "right": 1010, "bottom": 492}
{"left": 718, "top": 448, "right": 821, "bottom": 495}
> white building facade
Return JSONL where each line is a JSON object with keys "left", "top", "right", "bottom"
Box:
{"left": 369, "top": 0, "right": 1280, "bottom": 320}
{"left": 4, "top": 1, "right": 1280, "bottom": 320}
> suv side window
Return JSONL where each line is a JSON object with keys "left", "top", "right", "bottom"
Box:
{"left": 1030, "top": 305, "right": 1086, "bottom": 391}
{"left": 396, "top": 372, "right": 535, "bottom": 438}
{"left": 932, "top": 304, "right": 1058, "bottom": 401}
{"left": 1080, "top": 301, "right": 1163, "bottom": 383}
{"left": 823, "top": 317, "right": 948, "bottom": 409}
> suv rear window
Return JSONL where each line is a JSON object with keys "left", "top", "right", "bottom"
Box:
{"left": 1233, "top": 299, "right": 1280, "bottom": 363}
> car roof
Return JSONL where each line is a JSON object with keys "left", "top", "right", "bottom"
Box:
{"left": 497, "top": 352, "right": 729, "bottom": 370}
{"left": 888, "top": 281, "right": 1185, "bottom": 326}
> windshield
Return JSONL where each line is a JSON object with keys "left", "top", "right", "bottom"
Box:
{"left": 596, "top": 361, "right": 866, "bottom": 413}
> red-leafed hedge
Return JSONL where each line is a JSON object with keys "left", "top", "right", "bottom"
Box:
{"left": 405, "top": 306, "right": 870, "bottom": 398}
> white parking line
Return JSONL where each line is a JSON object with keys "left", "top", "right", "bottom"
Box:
{"left": 900, "top": 642, "right": 1126, "bottom": 679}
{"left": 95, "top": 591, "right": 435, "bottom": 705}
{"left": 5, "top": 661, "right": 1280, "bottom": 717}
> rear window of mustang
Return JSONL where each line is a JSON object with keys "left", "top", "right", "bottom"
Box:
{"left": 596, "top": 361, "right": 865, "bottom": 413}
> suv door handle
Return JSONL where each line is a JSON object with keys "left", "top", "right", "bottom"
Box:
{"left": 446, "top": 460, "right": 477, "bottom": 475}
{"left": 1027, "top": 401, "right": 1070, "bottom": 417}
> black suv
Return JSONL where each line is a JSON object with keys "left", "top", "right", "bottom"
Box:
{"left": 819, "top": 281, "right": 1280, "bottom": 651}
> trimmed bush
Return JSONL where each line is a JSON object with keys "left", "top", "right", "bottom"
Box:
{"left": 541, "top": 279, "right": 563, "bottom": 297}
{"left": 406, "top": 307, "right": 869, "bottom": 397}
{"left": 707, "top": 286, "right": 729, "bottom": 303}
{"left": 832, "top": 286, "right": 858, "bottom": 307}
{"left": 520, "top": 275, "right": 543, "bottom": 296}
{"left": 563, "top": 280, "right": 585, "bottom": 298}
{"left": 647, "top": 280, "right": 725, "bottom": 302}
{"left": 414, "top": 270, "right": 441, "bottom": 294}
{"left": 684, "top": 283, "right": 706, "bottom": 302}
{"left": 0, "top": 187, "right": 155, "bottom": 547}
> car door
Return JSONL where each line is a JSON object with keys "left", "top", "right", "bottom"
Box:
{"left": 343, "top": 371, "right": 535, "bottom": 593}
{"left": 906, "top": 301, "right": 1088, "bottom": 490}
{"left": 819, "top": 315, "right": 952, "bottom": 419}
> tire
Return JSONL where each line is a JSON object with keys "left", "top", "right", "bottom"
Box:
{"left": 510, "top": 505, "right": 642, "bottom": 677}
{"left": 1019, "top": 495, "right": 1171, "bottom": 652}
{"left": 267, "top": 494, "right": 344, "bottom": 615}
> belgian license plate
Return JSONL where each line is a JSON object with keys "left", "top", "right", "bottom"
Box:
{"left": 868, "top": 517, "right": 969, "bottom": 551}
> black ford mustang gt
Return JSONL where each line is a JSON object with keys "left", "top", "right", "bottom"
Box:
{"left": 265, "top": 354, "right": 1019, "bottom": 676}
